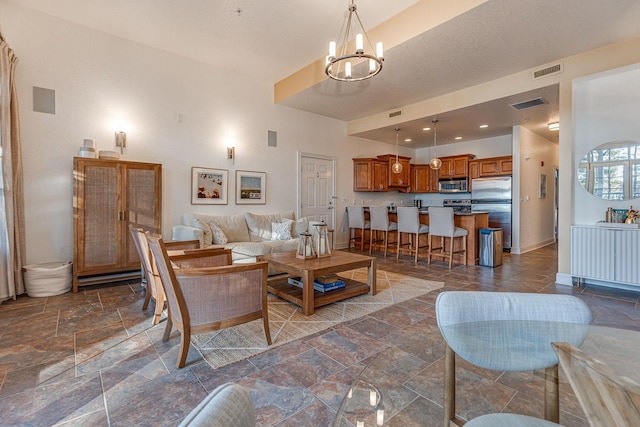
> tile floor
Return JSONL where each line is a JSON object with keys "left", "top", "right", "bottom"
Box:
{"left": 1, "top": 244, "right": 639, "bottom": 426}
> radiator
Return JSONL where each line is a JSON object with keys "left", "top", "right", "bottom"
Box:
{"left": 571, "top": 226, "right": 640, "bottom": 286}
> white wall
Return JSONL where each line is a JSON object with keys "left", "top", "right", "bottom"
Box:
{"left": 572, "top": 63, "right": 640, "bottom": 226}
{"left": 0, "top": 2, "right": 406, "bottom": 263}
{"left": 513, "top": 126, "right": 558, "bottom": 253}
{"left": 414, "top": 134, "right": 512, "bottom": 163}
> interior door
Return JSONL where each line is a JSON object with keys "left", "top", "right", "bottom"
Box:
{"left": 299, "top": 153, "right": 335, "bottom": 229}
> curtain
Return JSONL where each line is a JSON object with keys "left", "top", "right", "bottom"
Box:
{"left": 0, "top": 34, "right": 25, "bottom": 302}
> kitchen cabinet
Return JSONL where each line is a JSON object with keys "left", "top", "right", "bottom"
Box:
{"left": 477, "top": 156, "right": 512, "bottom": 177}
{"left": 409, "top": 164, "right": 438, "bottom": 193}
{"left": 73, "top": 157, "right": 162, "bottom": 291}
{"left": 353, "top": 158, "right": 388, "bottom": 192}
{"left": 376, "top": 154, "right": 411, "bottom": 188}
{"left": 438, "top": 154, "right": 475, "bottom": 178}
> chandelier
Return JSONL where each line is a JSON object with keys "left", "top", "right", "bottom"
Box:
{"left": 430, "top": 119, "right": 442, "bottom": 170}
{"left": 392, "top": 128, "right": 403, "bottom": 174}
{"left": 325, "top": 0, "right": 384, "bottom": 82}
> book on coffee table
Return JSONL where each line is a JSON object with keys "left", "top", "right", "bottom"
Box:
{"left": 288, "top": 276, "right": 346, "bottom": 292}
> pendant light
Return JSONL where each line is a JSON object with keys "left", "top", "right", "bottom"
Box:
{"left": 429, "top": 119, "right": 442, "bottom": 170}
{"left": 392, "top": 127, "right": 403, "bottom": 174}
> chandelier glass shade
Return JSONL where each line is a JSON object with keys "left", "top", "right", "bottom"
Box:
{"left": 325, "top": 0, "right": 384, "bottom": 82}
{"left": 392, "top": 128, "right": 403, "bottom": 174}
{"left": 430, "top": 119, "right": 442, "bottom": 170}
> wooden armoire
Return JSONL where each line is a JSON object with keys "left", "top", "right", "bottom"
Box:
{"left": 73, "top": 157, "right": 162, "bottom": 291}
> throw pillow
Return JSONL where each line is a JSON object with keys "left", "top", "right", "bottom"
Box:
{"left": 293, "top": 217, "right": 309, "bottom": 237}
{"left": 209, "top": 223, "right": 228, "bottom": 245}
{"left": 271, "top": 220, "right": 293, "bottom": 240}
{"left": 193, "top": 218, "right": 213, "bottom": 247}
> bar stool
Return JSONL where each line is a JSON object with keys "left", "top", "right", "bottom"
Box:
{"left": 346, "top": 206, "right": 370, "bottom": 252}
{"left": 427, "top": 207, "right": 467, "bottom": 268}
{"left": 396, "top": 206, "right": 429, "bottom": 263}
{"left": 369, "top": 206, "right": 398, "bottom": 257}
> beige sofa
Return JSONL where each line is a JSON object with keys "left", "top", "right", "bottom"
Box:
{"left": 172, "top": 211, "right": 308, "bottom": 265}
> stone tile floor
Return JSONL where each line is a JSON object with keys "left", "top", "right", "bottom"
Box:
{"left": 1, "top": 244, "right": 639, "bottom": 426}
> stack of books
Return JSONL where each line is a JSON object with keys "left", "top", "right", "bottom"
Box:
{"left": 288, "top": 273, "right": 346, "bottom": 293}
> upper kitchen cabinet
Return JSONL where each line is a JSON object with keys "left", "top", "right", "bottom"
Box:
{"left": 377, "top": 154, "right": 411, "bottom": 188}
{"left": 409, "top": 164, "right": 439, "bottom": 193}
{"left": 438, "top": 154, "right": 476, "bottom": 179}
{"left": 353, "top": 158, "right": 388, "bottom": 192}
{"left": 477, "top": 156, "right": 513, "bottom": 177}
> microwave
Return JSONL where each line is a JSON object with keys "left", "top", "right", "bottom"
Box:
{"left": 439, "top": 178, "right": 468, "bottom": 193}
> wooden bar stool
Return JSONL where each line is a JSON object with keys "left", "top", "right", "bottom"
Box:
{"left": 369, "top": 206, "right": 398, "bottom": 257}
{"left": 396, "top": 206, "right": 429, "bottom": 263}
{"left": 427, "top": 207, "right": 467, "bottom": 268}
{"left": 346, "top": 206, "right": 370, "bottom": 252}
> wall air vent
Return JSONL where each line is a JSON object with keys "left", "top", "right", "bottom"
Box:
{"left": 532, "top": 63, "right": 563, "bottom": 79}
{"left": 388, "top": 109, "right": 402, "bottom": 118}
{"left": 509, "top": 97, "right": 547, "bottom": 110}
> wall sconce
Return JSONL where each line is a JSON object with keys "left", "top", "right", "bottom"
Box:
{"left": 115, "top": 131, "right": 126, "bottom": 154}
{"left": 548, "top": 122, "right": 559, "bottom": 131}
{"left": 227, "top": 146, "right": 235, "bottom": 164}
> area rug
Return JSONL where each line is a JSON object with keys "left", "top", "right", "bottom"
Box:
{"left": 191, "top": 268, "right": 444, "bottom": 369}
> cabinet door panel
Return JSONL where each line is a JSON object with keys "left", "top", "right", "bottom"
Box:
{"left": 79, "top": 164, "right": 119, "bottom": 270}
{"left": 125, "top": 165, "right": 162, "bottom": 265}
{"left": 353, "top": 160, "right": 373, "bottom": 191}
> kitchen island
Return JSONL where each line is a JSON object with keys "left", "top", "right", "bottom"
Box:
{"left": 358, "top": 208, "right": 489, "bottom": 265}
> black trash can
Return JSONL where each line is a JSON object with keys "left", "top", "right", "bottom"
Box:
{"left": 479, "top": 228, "right": 503, "bottom": 267}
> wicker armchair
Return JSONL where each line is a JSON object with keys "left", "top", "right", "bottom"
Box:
{"left": 130, "top": 226, "right": 201, "bottom": 323}
{"left": 146, "top": 233, "right": 272, "bottom": 368}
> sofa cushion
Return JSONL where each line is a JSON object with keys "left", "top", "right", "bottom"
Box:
{"left": 181, "top": 215, "right": 213, "bottom": 247}
{"left": 200, "top": 215, "right": 247, "bottom": 243}
{"left": 244, "top": 211, "right": 296, "bottom": 242}
{"left": 225, "top": 239, "right": 299, "bottom": 258}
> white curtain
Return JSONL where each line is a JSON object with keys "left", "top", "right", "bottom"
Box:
{"left": 0, "top": 34, "right": 25, "bottom": 302}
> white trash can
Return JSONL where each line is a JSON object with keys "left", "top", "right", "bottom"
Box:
{"left": 22, "top": 261, "right": 73, "bottom": 297}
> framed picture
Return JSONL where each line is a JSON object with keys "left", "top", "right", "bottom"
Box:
{"left": 191, "top": 167, "right": 228, "bottom": 205}
{"left": 236, "top": 170, "right": 266, "bottom": 204}
{"left": 539, "top": 173, "right": 547, "bottom": 199}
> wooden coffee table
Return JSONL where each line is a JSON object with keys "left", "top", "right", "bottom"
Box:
{"left": 259, "top": 251, "right": 376, "bottom": 315}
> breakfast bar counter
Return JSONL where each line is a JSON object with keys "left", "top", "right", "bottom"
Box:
{"left": 359, "top": 208, "right": 488, "bottom": 265}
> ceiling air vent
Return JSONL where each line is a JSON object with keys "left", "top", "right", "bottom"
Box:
{"left": 532, "top": 63, "right": 563, "bottom": 79}
{"left": 510, "top": 97, "right": 547, "bottom": 110}
{"left": 388, "top": 109, "right": 402, "bottom": 118}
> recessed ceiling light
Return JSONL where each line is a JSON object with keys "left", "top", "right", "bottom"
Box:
{"left": 479, "top": 124, "right": 489, "bottom": 128}
{"left": 422, "top": 127, "right": 431, "bottom": 131}
{"left": 548, "top": 122, "right": 559, "bottom": 131}
{"left": 404, "top": 138, "right": 412, "bottom": 142}
{"left": 455, "top": 136, "right": 462, "bottom": 140}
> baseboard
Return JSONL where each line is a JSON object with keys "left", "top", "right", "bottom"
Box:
{"left": 555, "top": 273, "right": 573, "bottom": 286}
{"left": 518, "top": 238, "right": 556, "bottom": 254}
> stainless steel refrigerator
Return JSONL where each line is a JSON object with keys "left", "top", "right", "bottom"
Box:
{"left": 471, "top": 176, "right": 512, "bottom": 251}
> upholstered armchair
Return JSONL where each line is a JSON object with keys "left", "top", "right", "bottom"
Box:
{"left": 146, "top": 233, "right": 272, "bottom": 368}
{"left": 179, "top": 383, "right": 255, "bottom": 427}
{"left": 436, "top": 291, "right": 591, "bottom": 426}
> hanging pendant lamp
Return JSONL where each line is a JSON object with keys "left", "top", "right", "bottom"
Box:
{"left": 429, "top": 119, "right": 442, "bottom": 170}
{"left": 392, "top": 128, "right": 403, "bottom": 174}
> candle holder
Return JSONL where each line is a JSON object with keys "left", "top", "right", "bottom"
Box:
{"left": 296, "top": 233, "right": 316, "bottom": 259}
{"left": 313, "top": 223, "right": 332, "bottom": 258}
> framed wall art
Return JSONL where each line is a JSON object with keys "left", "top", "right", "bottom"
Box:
{"left": 191, "top": 167, "right": 228, "bottom": 205}
{"left": 236, "top": 170, "right": 266, "bottom": 204}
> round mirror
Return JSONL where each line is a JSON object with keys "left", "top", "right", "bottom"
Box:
{"left": 577, "top": 140, "right": 640, "bottom": 200}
